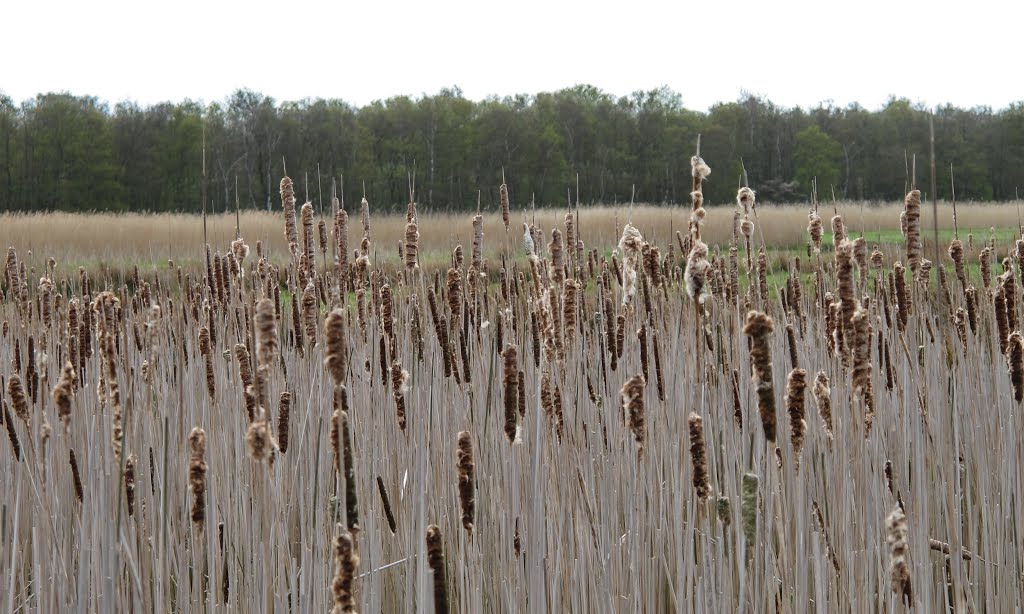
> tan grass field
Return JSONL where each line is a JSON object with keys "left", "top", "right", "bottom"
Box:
{"left": 3, "top": 200, "right": 1020, "bottom": 275}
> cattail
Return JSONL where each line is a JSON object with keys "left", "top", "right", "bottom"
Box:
{"left": 548, "top": 228, "right": 565, "bottom": 286}
{"left": 807, "top": 208, "right": 823, "bottom": 252}
{"left": 964, "top": 285, "right": 978, "bottom": 334}
{"left": 272, "top": 391, "right": 291, "bottom": 455}
{"left": 280, "top": 177, "right": 299, "bottom": 253}
{"left": 426, "top": 525, "right": 450, "bottom": 614}
{"left": 188, "top": 427, "right": 207, "bottom": 530}
{"left": 246, "top": 409, "right": 273, "bottom": 461}
{"left": 124, "top": 454, "right": 137, "bottom": 517}
{"left": 904, "top": 189, "right": 922, "bottom": 273}
{"left": 685, "top": 239, "right": 711, "bottom": 302}
{"left": 517, "top": 369, "right": 526, "bottom": 417}
{"left": 995, "top": 287, "right": 1010, "bottom": 354}
{"left": 886, "top": 504, "right": 914, "bottom": 607}
{"left": 3, "top": 402, "right": 20, "bottom": 460}
{"left": 399, "top": 217, "right": 419, "bottom": 271}
{"left": 785, "top": 368, "right": 808, "bottom": 469}
{"left": 502, "top": 344, "right": 519, "bottom": 443}
{"left": 301, "top": 281, "right": 318, "bottom": 347}
{"left": 812, "top": 371, "right": 833, "bottom": 442}
{"left": 324, "top": 308, "right": 347, "bottom": 386}
{"left": 331, "top": 527, "right": 359, "bottom": 614}
{"left": 360, "top": 197, "right": 370, "bottom": 238}
{"left": 621, "top": 374, "right": 645, "bottom": 459}
{"left": 456, "top": 431, "right": 475, "bottom": 534}
{"left": 979, "top": 247, "right": 993, "bottom": 290}
{"left": 756, "top": 247, "right": 769, "bottom": 305}
{"left": 851, "top": 304, "right": 875, "bottom": 431}
{"left": 255, "top": 298, "right": 278, "bottom": 367}
{"left": 1008, "top": 332, "right": 1024, "bottom": 403}
{"left": 741, "top": 473, "right": 758, "bottom": 550}
{"left": 8, "top": 373, "right": 28, "bottom": 422}
{"left": 234, "top": 343, "right": 253, "bottom": 391}
{"left": 1001, "top": 271, "right": 1018, "bottom": 331}
{"left": 563, "top": 279, "right": 579, "bottom": 344}
{"left": 391, "top": 361, "right": 409, "bottom": 430}
{"left": 949, "top": 239, "right": 967, "bottom": 288}
{"left": 38, "top": 276, "right": 54, "bottom": 328}
{"left": 637, "top": 324, "right": 650, "bottom": 382}
{"left": 199, "top": 327, "right": 215, "bottom": 399}
{"left": 652, "top": 328, "right": 666, "bottom": 402}
{"left": 300, "top": 202, "right": 315, "bottom": 270}
{"left": 618, "top": 224, "right": 643, "bottom": 307}
{"left": 894, "top": 262, "right": 909, "bottom": 330}
{"left": 954, "top": 307, "right": 968, "bottom": 347}
{"left": 615, "top": 313, "right": 625, "bottom": 360}
{"left": 744, "top": 311, "right": 776, "bottom": 442}
{"left": 468, "top": 214, "right": 484, "bottom": 271}
{"left": 688, "top": 412, "right": 711, "bottom": 502}
{"left": 69, "top": 448, "right": 84, "bottom": 503}
{"left": 499, "top": 182, "right": 510, "bottom": 231}
{"left": 376, "top": 476, "right": 397, "bottom": 534}
{"left": 831, "top": 215, "right": 846, "bottom": 246}
{"left": 52, "top": 361, "right": 75, "bottom": 429}
{"left": 446, "top": 267, "right": 462, "bottom": 327}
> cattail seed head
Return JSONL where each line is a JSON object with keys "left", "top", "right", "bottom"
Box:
{"left": 886, "top": 504, "right": 913, "bottom": 607}
{"left": 812, "top": 371, "right": 833, "bottom": 442}
{"left": 188, "top": 427, "right": 208, "bottom": 530}
{"left": 52, "top": 361, "right": 75, "bottom": 429}
{"left": 500, "top": 183, "right": 510, "bottom": 230}
{"left": 621, "top": 374, "right": 646, "bottom": 458}
{"left": 255, "top": 298, "right": 278, "bottom": 368}
{"left": 280, "top": 177, "right": 298, "bottom": 253}
{"left": 502, "top": 344, "right": 519, "bottom": 443}
{"left": 785, "top": 368, "right": 808, "bottom": 469}
{"left": 7, "top": 374, "right": 28, "bottom": 422}
{"left": 688, "top": 412, "right": 711, "bottom": 502}
{"left": 331, "top": 527, "right": 359, "bottom": 614}
{"left": 744, "top": 311, "right": 777, "bottom": 442}
{"left": 456, "top": 431, "right": 475, "bottom": 534}
{"left": 324, "top": 308, "right": 347, "bottom": 386}
{"left": 1008, "top": 332, "right": 1024, "bottom": 403}
{"left": 426, "top": 525, "right": 450, "bottom": 614}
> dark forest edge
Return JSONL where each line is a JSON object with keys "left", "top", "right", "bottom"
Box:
{"left": 1, "top": 85, "right": 1022, "bottom": 213}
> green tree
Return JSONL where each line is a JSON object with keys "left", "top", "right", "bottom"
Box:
{"left": 793, "top": 125, "right": 843, "bottom": 199}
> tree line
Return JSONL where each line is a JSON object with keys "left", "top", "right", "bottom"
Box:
{"left": 0, "top": 85, "right": 1021, "bottom": 214}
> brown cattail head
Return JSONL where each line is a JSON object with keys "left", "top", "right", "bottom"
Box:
{"left": 904, "top": 189, "right": 922, "bottom": 272}
{"left": 360, "top": 197, "right": 370, "bottom": 238}
{"left": 500, "top": 183, "right": 510, "bottom": 230}
{"left": 1008, "top": 332, "right": 1024, "bottom": 403}
{"left": 621, "top": 374, "right": 646, "bottom": 458}
{"left": 331, "top": 526, "right": 359, "bottom": 614}
{"left": 52, "top": 361, "right": 75, "bottom": 429}
{"left": 426, "top": 525, "right": 450, "bottom": 613}
{"left": 8, "top": 374, "right": 28, "bottom": 422}
{"left": 618, "top": 224, "right": 643, "bottom": 307}
{"left": 324, "top": 308, "right": 347, "bottom": 386}
{"left": 831, "top": 215, "right": 846, "bottom": 246}
{"left": 280, "top": 177, "right": 298, "bottom": 252}
{"left": 245, "top": 410, "right": 273, "bottom": 462}
{"left": 69, "top": 448, "right": 84, "bottom": 502}
{"left": 502, "top": 344, "right": 519, "bottom": 443}
{"left": 404, "top": 220, "right": 419, "bottom": 270}
{"left": 785, "top": 368, "right": 808, "bottom": 469}
{"left": 456, "top": 431, "right": 475, "bottom": 534}
{"left": 124, "top": 454, "right": 137, "bottom": 517}
{"left": 812, "top": 371, "right": 833, "bottom": 442}
{"left": 744, "top": 311, "right": 777, "bottom": 442}
{"left": 949, "top": 239, "right": 966, "bottom": 288}
{"left": 301, "top": 202, "right": 316, "bottom": 270}
{"left": 886, "top": 504, "right": 914, "bottom": 607}
{"left": 255, "top": 298, "right": 278, "bottom": 367}
{"left": 688, "top": 412, "right": 711, "bottom": 502}
{"left": 188, "top": 427, "right": 208, "bottom": 530}
{"left": 685, "top": 239, "right": 711, "bottom": 302}
{"left": 807, "top": 208, "right": 823, "bottom": 252}
{"left": 234, "top": 343, "right": 253, "bottom": 390}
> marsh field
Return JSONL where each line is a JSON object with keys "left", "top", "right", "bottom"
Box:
{"left": 1, "top": 190, "right": 1024, "bottom": 612}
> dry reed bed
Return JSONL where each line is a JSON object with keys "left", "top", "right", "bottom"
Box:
{"left": 0, "top": 185, "right": 1022, "bottom": 612}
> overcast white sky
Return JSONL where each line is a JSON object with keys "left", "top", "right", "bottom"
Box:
{"left": 4, "top": 0, "right": 1020, "bottom": 111}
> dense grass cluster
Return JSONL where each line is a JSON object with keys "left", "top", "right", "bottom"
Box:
{"left": 1, "top": 168, "right": 1023, "bottom": 611}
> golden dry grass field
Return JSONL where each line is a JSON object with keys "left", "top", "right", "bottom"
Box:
{"left": 1, "top": 191, "right": 1023, "bottom": 612}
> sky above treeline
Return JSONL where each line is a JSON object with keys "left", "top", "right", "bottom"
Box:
{"left": 5, "top": 0, "right": 1021, "bottom": 111}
